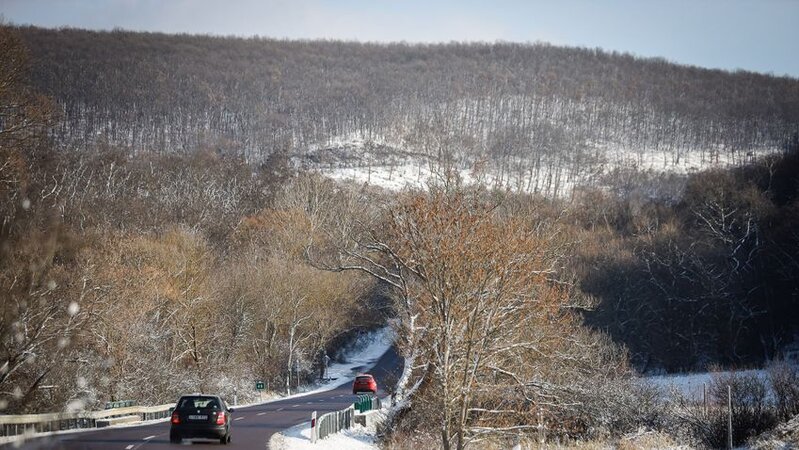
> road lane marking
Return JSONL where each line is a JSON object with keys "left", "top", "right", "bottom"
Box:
{"left": 257, "top": 412, "right": 266, "bottom": 416}
{"left": 143, "top": 435, "right": 155, "bottom": 440}
{"left": 306, "top": 401, "right": 313, "bottom": 404}
{"left": 292, "top": 404, "right": 299, "bottom": 408}
{"left": 125, "top": 446, "right": 134, "bottom": 450}
{"left": 234, "top": 417, "right": 244, "bottom": 421}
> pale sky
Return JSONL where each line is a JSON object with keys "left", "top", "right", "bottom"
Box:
{"left": 1, "top": 0, "right": 798, "bottom": 78}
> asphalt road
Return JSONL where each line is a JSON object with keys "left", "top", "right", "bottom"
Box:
{"left": 7, "top": 346, "right": 403, "bottom": 450}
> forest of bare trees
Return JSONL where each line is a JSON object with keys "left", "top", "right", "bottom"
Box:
{"left": 12, "top": 25, "right": 799, "bottom": 197}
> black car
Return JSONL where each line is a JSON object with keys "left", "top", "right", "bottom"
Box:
{"left": 170, "top": 394, "right": 234, "bottom": 444}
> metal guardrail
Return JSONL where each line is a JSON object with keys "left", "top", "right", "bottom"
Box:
{"left": 311, "top": 394, "right": 383, "bottom": 443}
{"left": 354, "top": 394, "right": 381, "bottom": 413}
{"left": 0, "top": 403, "right": 174, "bottom": 438}
{"left": 312, "top": 406, "right": 355, "bottom": 442}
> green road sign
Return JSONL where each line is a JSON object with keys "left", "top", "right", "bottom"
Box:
{"left": 255, "top": 381, "right": 265, "bottom": 390}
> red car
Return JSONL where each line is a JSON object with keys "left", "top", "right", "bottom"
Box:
{"left": 352, "top": 374, "right": 377, "bottom": 395}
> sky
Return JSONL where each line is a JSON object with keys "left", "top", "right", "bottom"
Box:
{"left": 1, "top": 0, "right": 798, "bottom": 78}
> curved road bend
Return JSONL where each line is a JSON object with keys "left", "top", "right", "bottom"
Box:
{"left": 7, "top": 346, "right": 403, "bottom": 450}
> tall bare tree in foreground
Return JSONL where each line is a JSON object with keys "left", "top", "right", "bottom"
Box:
{"left": 299, "top": 176, "right": 628, "bottom": 449}
{"left": 382, "top": 189, "right": 576, "bottom": 450}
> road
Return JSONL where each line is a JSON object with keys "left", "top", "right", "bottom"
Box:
{"left": 7, "top": 346, "right": 402, "bottom": 450}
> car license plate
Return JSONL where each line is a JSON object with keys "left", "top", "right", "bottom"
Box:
{"left": 188, "top": 415, "right": 208, "bottom": 420}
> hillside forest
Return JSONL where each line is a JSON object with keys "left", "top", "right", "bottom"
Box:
{"left": 1, "top": 25, "right": 799, "bottom": 448}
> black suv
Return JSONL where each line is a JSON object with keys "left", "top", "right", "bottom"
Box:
{"left": 170, "top": 394, "right": 234, "bottom": 444}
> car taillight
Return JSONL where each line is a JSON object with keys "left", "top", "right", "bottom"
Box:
{"left": 171, "top": 412, "right": 180, "bottom": 424}
{"left": 216, "top": 411, "right": 226, "bottom": 425}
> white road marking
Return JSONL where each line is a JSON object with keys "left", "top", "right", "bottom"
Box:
{"left": 234, "top": 417, "right": 244, "bottom": 421}
{"left": 257, "top": 412, "right": 267, "bottom": 416}
{"left": 292, "top": 404, "right": 299, "bottom": 408}
{"left": 125, "top": 446, "right": 134, "bottom": 450}
{"left": 143, "top": 435, "right": 155, "bottom": 440}
{"left": 306, "top": 401, "right": 313, "bottom": 404}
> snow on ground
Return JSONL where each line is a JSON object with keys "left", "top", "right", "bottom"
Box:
{"left": 295, "top": 132, "right": 782, "bottom": 197}
{"left": 267, "top": 327, "right": 395, "bottom": 450}
{"left": 267, "top": 326, "right": 394, "bottom": 400}
{"left": 271, "top": 420, "right": 378, "bottom": 450}
{"left": 228, "top": 327, "right": 393, "bottom": 408}
{"left": 599, "top": 143, "right": 770, "bottom": 175}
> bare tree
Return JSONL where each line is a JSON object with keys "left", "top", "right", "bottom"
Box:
{"left": 302, "top": 183, "right": 623, "bottom": 449}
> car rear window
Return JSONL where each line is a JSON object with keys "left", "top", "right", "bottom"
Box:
{"left": 178, "top": 397, "right": 220, "bottom": 409}
{"left": 356, "top": 376, "right": 373, "bottom": 381}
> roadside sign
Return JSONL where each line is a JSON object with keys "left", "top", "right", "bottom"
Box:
{"left": 255, "top": 381, "right": 265, "bottom": 390}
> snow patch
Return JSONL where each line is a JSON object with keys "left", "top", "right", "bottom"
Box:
{"left": 294, "top": 132, "right": 782, "bottom": 197}
{"left": 271, "top": 421, "right": 378, "bottom": 450}
{"left": 268, "top": 328, "right": 394, "bottom": 450}
{"left": 235, "top": 327, "right": 394, "bottom": 407}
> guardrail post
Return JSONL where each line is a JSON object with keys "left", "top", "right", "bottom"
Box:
{"left": 355, "top": 395, "right": 363, "bottom": 413}
{"left": 307, "top": 404, "right": 362, "bottom": 443}
{"left": 311, "top": 411, "right": 317, "bottom": 443}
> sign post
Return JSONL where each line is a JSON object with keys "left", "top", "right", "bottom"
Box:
{"left": 256, "top": 380, "right": 265, "bottom": 402}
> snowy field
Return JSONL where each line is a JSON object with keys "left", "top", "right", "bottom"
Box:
{"left": 295, "top": 132, "right": 781, "bottom": 197}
